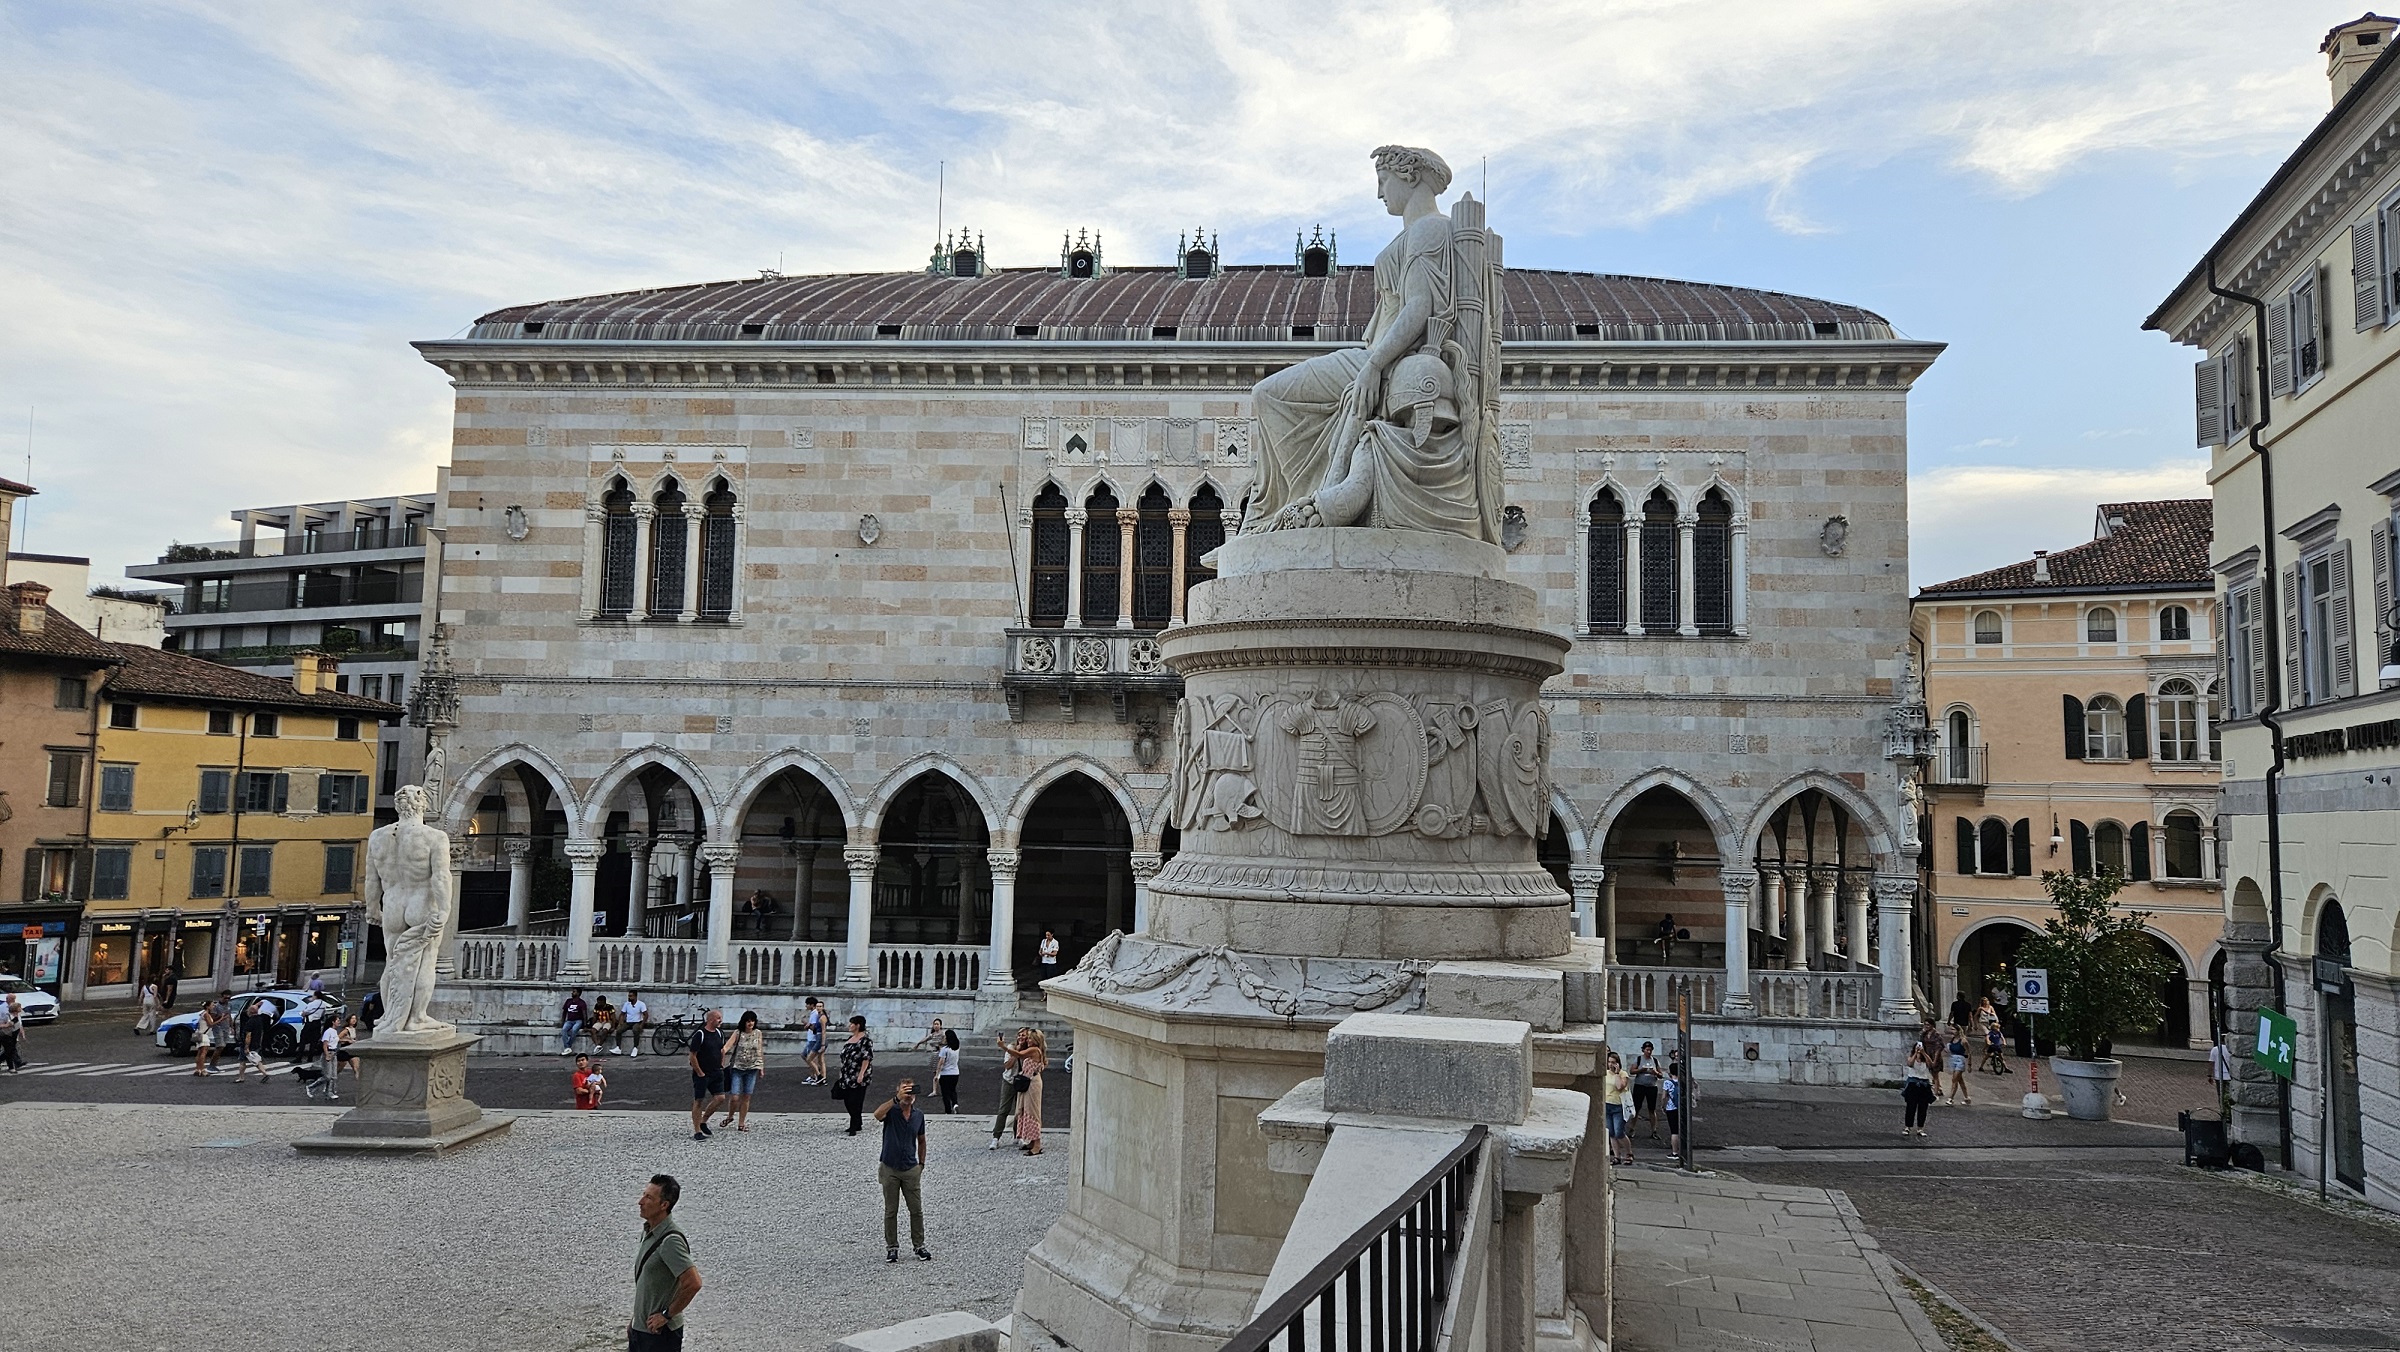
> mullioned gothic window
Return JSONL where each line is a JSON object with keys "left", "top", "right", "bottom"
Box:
{"left": 600, "top": 478, "right": 636, "bottom": 617}
{"left": 1029, "top": 484, "right": 1070, "bottom": 627}
{"left": 1639, "top": 488, "right": 1678, "bottom": 632}
{"left": 700, "top": 477, "right": 738, "bottom": 619}
{"left": 1586, "top": 487, "right": 1625, "bottom": 633}
{"left": 1082, "top": 486, "right": 1122, "bottom": 627}
{"left": 1185, "top": 485, "right": 1225, "bottom": 602}
{"left": 1134, "top": 484, "right": 1175, "bottom": 629}
{"left": 650, "top": 478, "right": 689, "bottom": 617}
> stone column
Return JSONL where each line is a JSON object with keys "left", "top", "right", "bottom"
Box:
{"left": 580, "top": 502, "right": 606, "bottom": 616}
{"left": 1117, "top": 511, "right": 1137, "bottom": 628}
{"left": 1600, "top": 874, "right": 1619, "bottom": 956}
{"left": 982, "top": 848, "right": 1021, "bottom": 992}
{"left": 2187, "top": 978, "right": 2215, "bottom": 1050}
{"left": 1719, "top": 870, "right": 1756, "bottom": 1015}
{"left": 677, "top": 502, "right": 703, "bottom": 623}
{"left": 788, "top": 844, "right": 816, "bottom": 942}
{"left": 504, "top": 841, "right": 533, "bottom": 936}
{"left": 560, "top": 840, "right": 603, "bottom": 981}
{"left": 1762, "top": 866, "right": 1785, "bottom": 940}
{"left": 1129, "top": 850, "right": 1163, "bottom": 934}
{"left": 1621, "top": 521, "right": 1644, "bottom": 637}
{"left": 627, "top": 504, "right": 655, "bottom": 622}
{"left": 626, "top": 839, "right": 653, "bottom": 938}
{"left": 1064, "top": 508, "right": 1087, "bottom": 626}
{"left": 724, "top": 502, "right": 747, "bottom": 624}
{"left": 1844, "top": 873, "right": 1872, "bottom": 971}
{"left": 438, "top": 841, "right": 470, "bottom": 980}
{"left": 700, "top": 843, "right": 739, "bottom": 983}
{"left": 1729, "top": 512, "right": 1750, "bottom": 636}
{"left": 670, "top": 838, "right": 695, "bottom": 921}
{"left": 1569, "top": 866, "right": 1604, "bottom": 942}
{"left": 1813, "top": 869, "right": 1840, "bottom": 971}
{"left": 1785, "top": 870, "right": 1811, "bottom": 972}
{"left": 1167, "top": 509, "right": 1191, "bottom": 624}
{"left": 840, "top": 845, "right": 878, "bottom": 989}
{"left": 1676, "top": 515, "right": 1699, "bottom": 637}
{"left": 1875, "top": 875, "right": 1917, "bottom": 1021}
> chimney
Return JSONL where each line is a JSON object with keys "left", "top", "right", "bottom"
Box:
{"left": 2324, "top": 13, "right": 2398, "bottom": 104}
{"left": 2031, "top": 550, "right": 2051, "bottom": 583}
{"left": 291, "top": 649, "right": 336, "bottom": 695}
{"left": 8, "top": 580, "right": 50, "bottom": 635}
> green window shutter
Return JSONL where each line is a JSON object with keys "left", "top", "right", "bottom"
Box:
{"left": 2129, "top": 823, "right": 2152, "bottom": 882}
{"left": 2070, "top": 821, "right": 2092, "bottom": 876}
{"left": 2010, "top": 819, "right": 2033, "bottom": 877}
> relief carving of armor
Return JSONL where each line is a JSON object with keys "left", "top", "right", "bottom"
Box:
{"left": 1171, "top": 694, "right": 1264, "bottom": 832}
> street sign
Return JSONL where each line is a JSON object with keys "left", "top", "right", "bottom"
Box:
{"left": 2015, "top": 967, "right": 2051, "bottom": 1015}
{"left": 2315, "top": 956, "right": 2351, "bottom": 996}
{"left": 2254, "top": 1007, "right": 2297, "bottom": 1081}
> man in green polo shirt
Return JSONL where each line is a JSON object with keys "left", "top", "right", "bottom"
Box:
{"left": 633, "top": 1173, "right": 702, "bottom": 1350}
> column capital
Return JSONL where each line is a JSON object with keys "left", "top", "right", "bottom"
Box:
{"left": 986, "top": 848, "right": 1022, "bottom": 880}
{"left": 563, "top": 839, "right": 606, "bottom": 868}
{"left": 699, "top": 842, "right": 742, "bottom": 870}
{"left": 1569, "top": 866, "right": 1606, "bottom": 888}
{"left": 843, "top": 846, "right": 880, "bottom": 874}
{"left": 1872, "top": 875, "right": 1918, "bottom": 904}
{"left": 1128, "top": 850, "right": 1164, "bottom": 878}
{"left": 502, "top": 840, "right": 534, "bottom": 865}
{"left": 447, "top": 841, "right": 474, "bottom": 870}
{"left": 1065, "top": 508, "right": 1088, "bottom": 527}
{"left": 1718, "top": 869, "right": 1756, "bottom": 901}
{"left": 1166, "top": 509, "right": 1191, "bottom": 526}
{"left": 631, "top": 503, "right": 657, "bottom": 520}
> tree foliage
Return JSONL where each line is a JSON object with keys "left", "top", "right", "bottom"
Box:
{"left": 2013, "top": 870, "right": 2176, "bottom": 1062}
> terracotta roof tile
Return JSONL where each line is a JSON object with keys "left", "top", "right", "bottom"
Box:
{"left": 0, "top": 592, "right": 120, "bottom": 665}
{"left": 470, "top": 266, "right": 1893, "bottom": 345}
{"left": 1917, "top": 499, "right": 2214, "bottom": 597}
{"left": 100, "top": 644, "right": 405, "bottom": 717}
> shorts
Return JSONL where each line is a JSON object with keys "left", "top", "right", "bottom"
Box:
{"left": 1604, "top": 1103, "right": 1627, "bottom": 1138}
{"left": 692, "top": 1071, "right": 727, "bottom": 1100}
{"left": 1631, "top": 1083, "right": 1658, "bottom": 1111}
{"left": 726, "top": 1068, "right": 760, "bottom": 1095}
{"left": 803, "top": 1033, "right": 824, "bottom": 1054}
{"left": 1946, "top": 1054, "right": 1966, "bottom": 1073}
{"left": 1664, "top": 1108, "right": 1682, "bottom": 1135}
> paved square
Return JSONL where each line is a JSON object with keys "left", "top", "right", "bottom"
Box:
{"left": 3, "top": 1101, "right": 1067, "bottom": 1352}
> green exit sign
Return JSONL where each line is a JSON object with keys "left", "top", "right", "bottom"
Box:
{"left": 2254, "top": 1007, "right": 2297, "bottom": 1081}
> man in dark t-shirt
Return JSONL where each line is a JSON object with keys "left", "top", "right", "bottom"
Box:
{"left": 688, "top": 1009, "right": 727, "bottom": 1141}
{"left": 873, "top": 1079, "right": 931, "bottom": 1262}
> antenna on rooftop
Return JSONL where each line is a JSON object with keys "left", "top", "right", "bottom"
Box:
{"left": 936, "top": 160, "right": 945, "bottom": 252}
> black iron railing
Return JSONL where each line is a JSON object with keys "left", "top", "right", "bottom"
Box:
{"left": 1223, "top": 1124, "right": 1487, "bottom": 1352}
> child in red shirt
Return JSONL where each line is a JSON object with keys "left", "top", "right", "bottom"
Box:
{"left": 572, "top": 1053, "right": 605, "bottom": 1109}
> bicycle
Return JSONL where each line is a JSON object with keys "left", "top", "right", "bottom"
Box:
{"left": 649, "top": 1006, "right": 713, "bottom": 1056}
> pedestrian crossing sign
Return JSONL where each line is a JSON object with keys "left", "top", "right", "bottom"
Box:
{"left": 2254, "top": 1007, "right": 2297, "bottom": 1081}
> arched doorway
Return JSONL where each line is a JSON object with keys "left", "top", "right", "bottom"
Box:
{"left": 733, "top": 769, "right": 849, "bottom": 941}
{"left": 1953, "top": 920, "right": 2037, "bottom": 1025}
{"left": 2123, "top": 935, "right": 2191, "bottom": 1049}
{"left": 872, "top": 774, "right": 993, "bottom": 948}
{"left": 1539, "top": 812, "right": 1573, "bottom": 893}
{"left": 457, "top": 762, "right": 569, "bottom": 935}
{"left": 1018, "top": 774, "right": 1134, "bottom": 983}
{"left": 2319, "top": 899, "right": 2364, "bottom": 1193}
{"left": 1752, "top": 788, "right": 1876, "bottom": 973}
{"left": 1601, "top": 786, "right": 1722, "bottom": 967}
{"left": 593, "top": 764, "right": 711, "bottom": 939}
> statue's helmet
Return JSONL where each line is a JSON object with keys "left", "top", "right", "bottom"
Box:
{"left": 1384, "top": 351, "right": 1456, "bottom": 421}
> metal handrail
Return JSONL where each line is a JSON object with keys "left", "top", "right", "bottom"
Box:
{"left": 1222, "top": 1124, "right": 1487, "bottom": 1352}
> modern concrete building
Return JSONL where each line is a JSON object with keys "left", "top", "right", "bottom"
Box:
{"left": 408, "top": 228, "right": 1942, "bottom": 1084}
{"left": 125, "top": 492, "right": 435, "bottom": 822}
{"left": 2147, "top": 12, "right": 2400, "bottom": 1209}
{"left": 1911, "top": 500, "right": 2223, "bottom": 1047}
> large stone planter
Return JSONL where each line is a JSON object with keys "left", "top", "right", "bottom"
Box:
{"left": 2049, "top": 1055, "right": 2122, "bottom": 1122}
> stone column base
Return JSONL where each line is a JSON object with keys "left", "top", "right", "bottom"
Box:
{"left": 293, "top": 1031, "right": 512, "bottom": 1155}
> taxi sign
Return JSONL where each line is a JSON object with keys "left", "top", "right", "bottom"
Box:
{"left": 2015, "top": 967, "right": 2050, "bottom": 1015}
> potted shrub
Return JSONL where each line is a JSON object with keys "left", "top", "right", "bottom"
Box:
{"left": 2014, "top": 870, "right": 2176, "bottom": 1121}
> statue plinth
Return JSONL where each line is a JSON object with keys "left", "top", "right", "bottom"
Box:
{"left": 292, "top": 1031, "right": 513, "bottom": 1155}
{"left": 1016, "top": 528, "right": 1597, "bottom": 1351}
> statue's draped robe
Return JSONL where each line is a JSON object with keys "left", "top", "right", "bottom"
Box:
{"left": 1250, "top": 213, "right": 1458, "bottom": 528}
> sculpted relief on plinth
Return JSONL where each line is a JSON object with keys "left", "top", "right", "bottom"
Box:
{"left": 1168, "top": 689, "right": 1550, "bottom": 843}
{"left": 1244, "top": 145, "right": 1503, "bottom": 545}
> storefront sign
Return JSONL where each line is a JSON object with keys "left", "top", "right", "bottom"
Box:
{"left": 20, "top": 924, "right": 39, "bottom": 942}
{"left": 2283, "top": 717, "right": 2400, "bottom": 761}
{"left": 97, "top": 922, "right": 133, "bottom": 933}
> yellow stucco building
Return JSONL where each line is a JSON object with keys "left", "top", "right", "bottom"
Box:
{"left": 76, "top": 645, "right": 400, "bottom": 999}
{"left": 1911, "top": 500, "right": 2223, "bottom": 1048}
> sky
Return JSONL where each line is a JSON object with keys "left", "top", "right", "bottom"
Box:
{"left": 0, "top": 1, "right": 2372, "bottom": 589}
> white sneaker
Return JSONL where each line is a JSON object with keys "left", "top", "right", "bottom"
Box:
{"left": 987, "top": 1137, "right": 1001, "bottom": 1150}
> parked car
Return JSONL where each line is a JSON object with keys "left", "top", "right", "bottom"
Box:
{"left": 156, "top": 990, "right": 342, "bottom": 1057}
{"left": 0, "top": 976, "right": 60, "bottom": 1023}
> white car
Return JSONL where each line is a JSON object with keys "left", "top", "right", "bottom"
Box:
{"left": 0, "top": 976, "right": 59, "bottom": 1023}
{"left": 156, "top": 989, "right": 341, "bottom": 1056}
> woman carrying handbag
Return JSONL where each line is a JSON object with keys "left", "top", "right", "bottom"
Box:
{"left": 834, "top": 1015, "right": 874, "bottom": 1135}
{"left": 1014, "top": 1029, "right": 1049, "bottom": 1155}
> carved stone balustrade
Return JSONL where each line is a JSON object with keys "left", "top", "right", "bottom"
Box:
{"left": 1002, "top": 625, "right": 1183, "bottom": 722}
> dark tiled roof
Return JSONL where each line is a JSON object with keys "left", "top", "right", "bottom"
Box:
{"left": 0, "top": 593, "right": 120, "bottom": 666}
{"left": 469, "top": 266, "right": 1894, "bottom": 345}
{"left": 1916, "top": 500, "right": 2215, "bottom": 597}
{"left": 0, "top": 477, "right": 33, "bottom": 496}
{"left": 101, "top": 644, "right": 405, "bottom": 717}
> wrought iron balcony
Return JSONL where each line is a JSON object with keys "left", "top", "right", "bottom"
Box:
{"left": 153, "top": 523, "right": 423, "bottom": 566}
{"left": 1002, "top": 625, "right": 1181, "bottom": 721}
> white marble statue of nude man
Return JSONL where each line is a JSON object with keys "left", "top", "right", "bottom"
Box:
{"left": 365, "top": 784, "right": 457, "bottom": 1039}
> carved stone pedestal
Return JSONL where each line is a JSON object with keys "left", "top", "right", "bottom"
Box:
{"left": 292, "top": 1031, "right": 513, "bottom": 1154}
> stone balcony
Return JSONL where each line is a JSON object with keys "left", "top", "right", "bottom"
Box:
{"left": 1001, "top": 625, "right": 1183, "bottom": 721}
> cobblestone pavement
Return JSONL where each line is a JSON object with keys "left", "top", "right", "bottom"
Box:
{"left": 0, "top": 1007, "right": 1070, "bottom": 1124}
{"left": 1708, "top": 1086, "right": 2400, "bottom": 1352}
{"left": 1612, "top": 1166, "right": 1944, "bottom": 1351}
{"left": 2, "top": 1099, "right": 1068, "bottom": 1352}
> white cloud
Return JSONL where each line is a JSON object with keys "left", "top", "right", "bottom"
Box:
{"left": 1909, "top": 457, "right": 2212, "bottom": 588}
{"left": 0, "top": 1, "right": 2359, "bottom": 582}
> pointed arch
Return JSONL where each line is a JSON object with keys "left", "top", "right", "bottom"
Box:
{"left": 1547, "top": 787, "right": 1593, "bottom": 866}
{"left": 862, "top": 754, "right": 1002, "bottom": 842}
{"left": 442, "top": 743, "right": 580, "bottom": 835}
{"left": 1740, "top": 771, "right": 1898, "bottom": 867}
{"left": 1591, "top": 768, "right": 1740, "bottom": 862}
{"left": 1005, "top": 756, "right": 1148, "bottom": 843}
{"left": 722, "top": 750, "right": 862, "bottom": 836}
{"left": 578, "top": 744, "right": 721, "bottom": 840}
